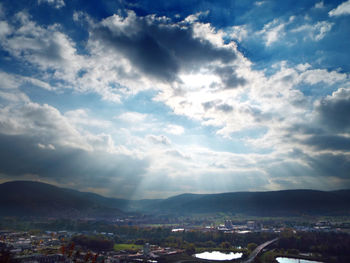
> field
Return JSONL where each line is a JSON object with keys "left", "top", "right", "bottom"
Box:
{"left": 113, "top": 243, "right": 143, "bottom": 251}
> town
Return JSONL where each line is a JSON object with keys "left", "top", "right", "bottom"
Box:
{"left": 1, "top": 216, "right": 350, "bottom": 262}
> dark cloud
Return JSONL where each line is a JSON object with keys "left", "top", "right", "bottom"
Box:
{"left": 302, "top": 134, "right": 350, "bottom": 151}
{"left": 214, "top": 66, "right": 247, "bottom": 89}
{"left": 202, "top": 100, "right": 233, "bottom": 112}
{"left": 202, "top": 100, "right": 216, "bottom": 110}
{"left": 216, "top": 103, "right": 233, "bottom": 112}
{"left": 239, "top": 105, "right": 275, "bottom": 123}
{"left": 265, "top": 160, "right": 312, "bottom": 179}
{"left": 306, "top": 153, "right": 350, "bottom": 179}
{"left": 263, "top": 152, "right": 350, "bottom": 190}
{"left": 286, "top": 123, "right": 324, "bottom": 135}
{"left": 0, "top": 134, "right": 149, "bottom": 198}
{"left": 91, "top": 11, "right": 237, "bottom": 82}
{"left": 316, "top": 91, "right": 350, "bottom": 131}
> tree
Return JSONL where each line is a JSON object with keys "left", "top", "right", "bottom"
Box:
{"left": 287, "top": 248, "right": 299, "bottom": 255}
{"left": 185, "top": 243, "right": 196, "bottom": 255}
{"left": 247, "top": 243, "right": 258, "bottom": 252}
{"left": 205, "top": 240, "right": 216, "bottom": 248}
{"left": 135, "top": 239, "right": 145, "bottom": 245}
{"left": 261, "top": 251, "right": 276, "bottom": 263}
{"left": 221, "top": 242, "right": 231, "bottom": 249}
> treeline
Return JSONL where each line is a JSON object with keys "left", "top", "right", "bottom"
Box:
{"left": 112, "top": 226, "right": 277, "bottom": 248}
{"left": 277, "top": 231, "right": 350, "bottom": 260}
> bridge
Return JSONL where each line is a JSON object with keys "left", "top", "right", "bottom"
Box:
{"left": 242, "top": 237, "right": 279, "bottom": 263}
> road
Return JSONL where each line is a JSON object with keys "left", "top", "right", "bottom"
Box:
{"left": 242, "top": 237, "right": 279, "bottom": 263}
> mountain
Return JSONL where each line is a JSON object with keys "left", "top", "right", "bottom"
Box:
{"left": 0, "top": 181, "right": 125, "bottom": 218}
{"left": 1, "top": 181, "right": 350, "bottom": 217}
{"left": 147, "top": 189, "right": 350, "bottom": 216}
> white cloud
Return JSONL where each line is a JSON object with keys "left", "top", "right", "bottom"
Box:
{"left": 265, "top": 24, "right": 285, "bottom": 46}
{"left": 314, "top": 1, "right": 324, "bottom": 9}
{"left": 38, "top": 0, "right": 65, "bottom": 9}
{"left": 22, "top": 76, "right": 54, "bottom": 91}
{"left": 147, "top": 134, "right": 171, "bottom": 145}
{"left": 0, "top": 71, "right": 53, "bottom": 91}
{"left": 259, "top": 19, "right": 289, "bottom": 46}
{"left": 0, "top": 102, "right": 91, "bottom": 150}
{"left": 65, "top": 109, "right": 112, "bottom": 129}
{"left": 38, "top": 143, "right": 55, "bottom": 150}
{"left": 0, "top": 91, "right": 29, "bottom": 103}
{"left": 298, "top": 68, "right": 347, "bottom": 85}
{"left": 291, "top": 21, "right": 334, "bottom": 41}
{"left": 0, "top": 71, "right": 22, "bottom": 90}
{"left": 228, "top": 25, "right": 248, "bottom": 42}
{"left": 261, "top": 17, "right": 333, "bottom": 45}
{"left": 1, "top": 12, "right": 82, "bottom": 80}
{"left": 255, "top": 1, "right": 266, "bottom": 6}
{"left": 165, "top": 124, "right": 185, "bottom": 135}
{"left": 0, "top": 21, "right": 11, "bottom": 38}
{"left": 0, "top": 71, "right": 54, "bottom": 103}
{"left": 329, "top": 0, "right": 350, "bottom": 16}
{"left": 312, "top": 21, "right": 333, "bottom": 40}
{"left": 116, "top": 112, "right": 148, "bottom": 123}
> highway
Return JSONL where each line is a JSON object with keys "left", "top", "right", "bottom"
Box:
{"left": 242, "top": 237, "right": 279, "bottom": 263}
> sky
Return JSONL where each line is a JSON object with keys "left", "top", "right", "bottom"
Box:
{"left": 0, "top": 0, "right": 349, "bottom": 199}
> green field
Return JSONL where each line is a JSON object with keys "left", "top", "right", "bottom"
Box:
{"left": 113, "top": 243, "right": 143, "bottom": 251}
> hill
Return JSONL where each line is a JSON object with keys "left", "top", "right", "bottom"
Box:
{"left": 1, "top": 181, "right": 350, "bottom": 217}
{"left": 0, "top": 181, "right": 125, "bottom": 218}
{"left": 148, "top": 189, "right": 350, "bottom": 216}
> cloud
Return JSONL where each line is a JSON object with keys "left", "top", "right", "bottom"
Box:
{"left": 298, "top": 68, "right": 346, "bottom": 85}
{"left": 0, "top": 2, "right": 350, "bottom": 197}
{"left": 37, "top": 143, "right": 55, "bottom": 150}
{"left": 0, "top": 11, "right": 126, "bottom": 102}
{"left": 165, "top": 124, "right": 185, "bottom": 135}
{"left": 315, "top": 87, "right": 350, "bottom": 131}
{"left": 165, "top": 149, "right": 189, "bottom": 160}
{"left": 0, "top": 102, "right": 90, "bottom": 150}
{"left": 259, "top": 18, "right": 286, "bottom": 46}
{"left": 90, "top": 10, "right": 237, "bottom": 82}
{"left": 301, "top": 134, "right": 350, "bottom": 151}
{"left": 0, "top": 12, "right": 82, "bottom": 79}
{"left": 116, "top": 112, "right": 148, "bottom": 123}
{"left": 329, "top": 0, "right": 350, "bottom": 17}
{"left": 64, "top": 110, "right": 112, "bottom": 133}
{"left": 306, "top": 152, "right": 350, "bottom": 179}
{"left": 228, "top": 25, "right": 248, "bottom": 42}
{"left": 38, "top": 0, "right": 65, "bottom": 9}
{"left": 214, "top": 66, "right": 247, "bottom": 89}
{"left": 314, "top": 1, "right": 324, "bottom": 9}
{"left": 0, "top": 71, "right": 55, "bottom": 103}
{"left": 259, "top": 16, "right": 333, "bottom": 46}
{"left": 0, "top": 133, "right": 149, "bottom": 198}
{"left": 147, "top": 134, "right": 171, "bottom": 145}
{"left": 0, "top": 21, "right": 11, "bottom": 37}
{"left": 0, "top": 8, "right": 245, "bottom": 104}
{"left": 291, "top": 21, "right": 333, "bottom": 41}
{"left": 0, "top": 100, "right": 150, "bottom": 198}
